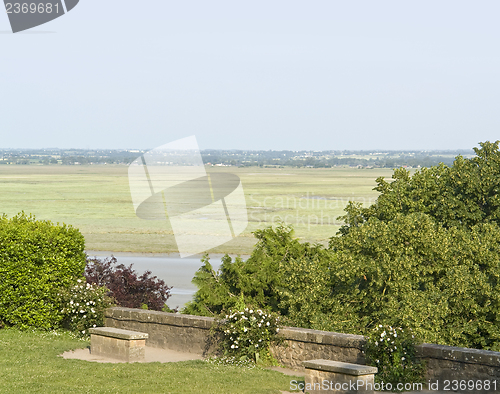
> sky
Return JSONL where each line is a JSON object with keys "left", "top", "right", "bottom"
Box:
{"left": 1, "top": 1, "right": 499, "bottom": 151}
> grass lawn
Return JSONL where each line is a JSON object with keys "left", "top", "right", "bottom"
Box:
{"left": 0, "top": 165, "right": 395, "bottom": 254}
{"left": 0, "top": 328, "right": 302, "bottom": 394}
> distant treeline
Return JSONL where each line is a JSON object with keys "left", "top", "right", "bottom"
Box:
{"left": 0, "top": 148, "right": 474, "bottom": 168}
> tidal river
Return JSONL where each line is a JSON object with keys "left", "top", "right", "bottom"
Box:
{"left": 84, "top": 252, "right": 232, "bottom": 311}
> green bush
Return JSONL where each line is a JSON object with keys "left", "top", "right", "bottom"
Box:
{"left": 0, "top": 213, "right": 86, "bottom": 329}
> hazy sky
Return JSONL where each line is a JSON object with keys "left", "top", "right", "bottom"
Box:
{"left": 1, "top": 1, "right": 499, "bottom": 151}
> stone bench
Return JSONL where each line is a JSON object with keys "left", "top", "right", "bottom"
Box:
{"left": 89, "top": 327, "right": 149, "bottom": 362}
{"left": 303, "top": 359, "right": 378, "bottom": 394}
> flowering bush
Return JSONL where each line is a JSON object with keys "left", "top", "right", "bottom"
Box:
{"left": 59, "top": 279, "right": 113, "bottom": 336}
{"left": 217, "top": 308, "right": 280, "bottom": 365}
{"left": 365, "top": 325, "right": 425, "bottom": 391}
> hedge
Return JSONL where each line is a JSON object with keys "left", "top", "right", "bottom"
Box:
{"left": 0, "top": 213, "right": 86, "bottom": 329}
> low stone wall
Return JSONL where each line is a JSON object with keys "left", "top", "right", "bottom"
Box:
{"left": 105, "top": 307, "right": 500, "bottom": 387}
{"left": 270, "top": 326, "right": 366, "bottom": 370}
{"left": 105, "top": 307, "right": 216, "bottom": 356}
{"left": 419, "top": 343, "right": 500, "bottom": 383}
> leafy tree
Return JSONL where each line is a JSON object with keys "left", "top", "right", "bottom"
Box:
{"left": 184, "top": 225, "right": 331, "bottom": 322}
{"left": 329, "top": 213, "right": 500, "bottom": 349}
{"left": 339, "top": 141, "right": 500, "bottom": 232}
{"left": 186, "top": 141, "right": 500, "bottom": 350}
{"left": 331, "top": 141, "right": 500, "bottom": 349}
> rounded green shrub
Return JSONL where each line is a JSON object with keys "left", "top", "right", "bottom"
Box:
{"left": 0, "top": 213, "right": 86, "bottom": 329}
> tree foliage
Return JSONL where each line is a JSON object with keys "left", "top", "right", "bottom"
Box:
{"left": 186, "top": 141, "right": 500, "bottom": 350}
{"left": 183, "top": 225, "right": 331, "bottom": 323}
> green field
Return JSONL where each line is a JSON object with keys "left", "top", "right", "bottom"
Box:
{"left": 0, "top": 165, "right": 394, "bottom": 254}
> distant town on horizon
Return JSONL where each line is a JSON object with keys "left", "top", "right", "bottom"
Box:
{"left": 0, "top": 148, "right": 475, "bottom": 169}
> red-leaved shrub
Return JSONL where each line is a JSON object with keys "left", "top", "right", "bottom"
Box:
{"left": 85, "top": 256, "right": 173, "bottom": 311}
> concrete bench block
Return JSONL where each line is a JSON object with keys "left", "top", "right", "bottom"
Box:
{"left": 89, "top": 327, "right": 149, "bottom": 362}
{"left": 303, "top": 359, "right": 378, "bottom": 394}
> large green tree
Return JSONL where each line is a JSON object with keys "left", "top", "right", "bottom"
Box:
{"left": 186, "top": 141, "right": 500, "bottom": 350}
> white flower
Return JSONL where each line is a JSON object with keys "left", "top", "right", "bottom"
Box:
{"left": 267, "top": 322, "right": 270, "bottom": 326}
{"left": 401, "top": 357, "right": 405, "bottom": 361}
{"left": 249, "top": 310, "right": 253, "bottom": 313}
{"left": 231, "top": 345, "right": 235, "bottom": 349}
{"left": 375, "top": 341, "right": 378, "bottom": 346}
{"left": 77, "top": 279, "right": 82, "bottom": 283}
{"left": 70, "top": 300, "right": 73, "bottom": 305}
{"left": 394, "top": 333, "right": 397, "bottom": 337}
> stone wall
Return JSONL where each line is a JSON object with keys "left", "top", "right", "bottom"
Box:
{"left": 105, "top": 307, "right": 500, "bottom": 387}
{"left": 105, "top": 307, "right": 216, "bottom": 356}
{"left": 419, "top": 343, "right": 500, "bottom": 383}
{"left": 270, "top": 326, "right": 366, "bottom": 370}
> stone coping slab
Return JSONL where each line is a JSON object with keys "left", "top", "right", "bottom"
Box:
{"left": 304, "top": 359, "right": 377, "bottom": 376}
{"left": 105, "top": 307, "right": 214, "bottom": 329}
{"left": 89, "top": 327, "right": 149, "bottom": 340}
{"left": 280, "top": 326, "right": 365, "bottom": 348}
